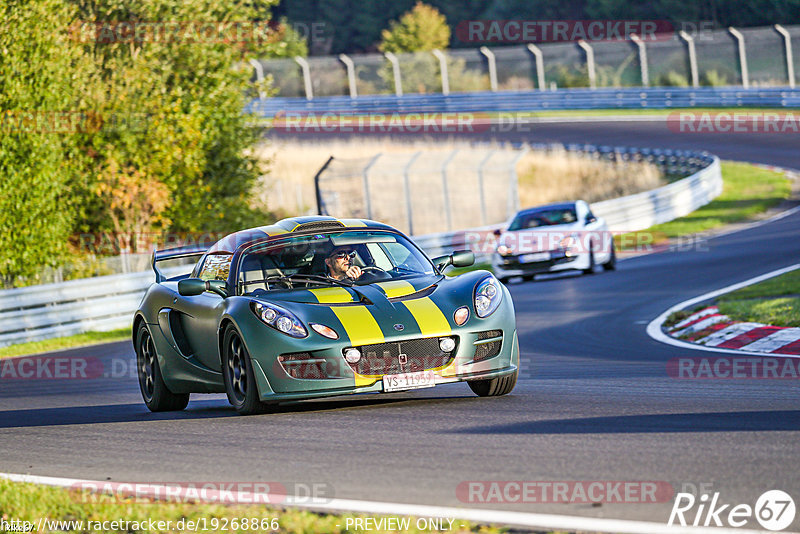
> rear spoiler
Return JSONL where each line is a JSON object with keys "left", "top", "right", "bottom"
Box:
{"left": 152, "top": 244, "right": 208, "bottom": 283}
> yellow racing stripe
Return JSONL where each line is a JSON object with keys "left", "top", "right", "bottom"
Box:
{"left": 331, "top": 306, "right": 385, "bottom": 346}
{"left": 401, "top": 297, "right": 451, "bottom": 337}
{"left": 375, "top": 280, "right": 416, "bottom": 299}
{"left": 308, "top": 287, "right": 353, "bottom": 304}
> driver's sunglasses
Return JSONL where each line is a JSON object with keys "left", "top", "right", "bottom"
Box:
{"left": 332, "top": 250, "right": 356, "bottom": 260}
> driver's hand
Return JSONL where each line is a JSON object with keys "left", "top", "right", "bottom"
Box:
{"left": 345, "top": 265, "right": 362, "bottom": 279}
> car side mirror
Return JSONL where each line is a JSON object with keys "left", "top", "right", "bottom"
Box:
{"left": 433, "top": 250, "right": 475, "bottom": 271}
{"left": 493, "top": 229, "right": 502, "bottom": 237}
{"left": 178, "top": 278, "right": 228, "bottom": 298}
{"left": 586, "top": 215, "right": 597, "bottom": 224}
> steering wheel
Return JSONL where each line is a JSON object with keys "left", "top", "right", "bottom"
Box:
{"left": 355, "top": 266, "right": 390, "bottom": 282}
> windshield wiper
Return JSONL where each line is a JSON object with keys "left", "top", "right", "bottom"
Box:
{"left": 244, "top": 273, "right": 353, "bottom": 289}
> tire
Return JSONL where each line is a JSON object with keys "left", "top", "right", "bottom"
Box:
{"left": 222, "top": 327, "right": 268, "bottom": 415}
{"left": 136, "top": 323, "right": 190, "bottom": 412}
{"left": 603, "top": 240, "right": 617, "bottom": 271}
{"left": 468, "top": 370, "right": 518, "bottom": 397}
{"left": 521, "top": 274, "right": 535, "bottom": 282}
{"left": 582, "top": 244, "right": 596, "bottom": 275}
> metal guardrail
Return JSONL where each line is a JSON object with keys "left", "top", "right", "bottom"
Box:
{"left": 248, "top": 87, "right": 800, "bottom": 117}
{"left": 0, "top": 145, "right": 722, "bottom": 348}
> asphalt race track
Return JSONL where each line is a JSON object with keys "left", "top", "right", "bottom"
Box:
{"left": 2, "top": 121, "right": 799, "bottom": 529}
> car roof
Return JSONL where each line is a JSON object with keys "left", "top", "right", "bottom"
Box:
{"left": 515, "top": 201, "right": 578, "bottom": 217}
{"left": 206, "top": 216, "right": 397, "bottom": 254}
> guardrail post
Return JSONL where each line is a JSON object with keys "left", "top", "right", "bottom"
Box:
{"left": 441, "top": 150, "right": 458, "bottom": 231}
{"left": 629, "top": 34, "right": 649, "bottom": 87}
{"left": 509, "top": 147, "right": 528, "bottom": 216}
{"left": 432, "top": 49, "right": 450, "bottom": 95}
{"left": 577, "top": 40, "right": 597, "bottom": 89}
{"left": 728, "top": 27, "right": 749, "bottom": 88}
{"left": 314, "top": 156, "right": 334, "bottom": 215}
{"left": 294, "top": 56, "right": 314, "bottom": 100}
{"left": 384, "top": 52, "right": 403, "bottom": 96}
{"left": 526, "top": 44, "right": 546, "bottom": 90}
{"left": 362, "top": 154, "right": 381, "bottom": 220}
{"left": 679, "top": 31, "right": 699, "bottom": 88}
{"left": 477, "top": 151, "right": 495, "bottom": 226}
{"left": 338, "top": 54, "right": 358, "bottom": 98}
{"left": 403, "top": 152, "right": 422, "bottom": 235}
{"left": 248, "top": 59, "right": 267, "bottom": 100}
{"left": 479, "top": 46, "right": 498, "bottom": 92}
{"left": 774, "top": 24, "right": 795, "bottom": 88}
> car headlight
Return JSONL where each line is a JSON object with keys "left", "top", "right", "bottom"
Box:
{"left": 474, "top": 275, "right": 502, "bottom": 318}
{"left": 560, "top": 234, "right": 578, "bottom": 257}
{"left": 497, "top": 245, "right": 511, "bottom": 256}
{"left": 251, "top": 302, "right": 308, "bottom": 338}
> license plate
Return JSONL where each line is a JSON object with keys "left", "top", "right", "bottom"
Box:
{"left": 382, "top": 370, "right": 436, "bottom": 392}
{"left": 520, "top": 252, "right": 550, "bottom": 263}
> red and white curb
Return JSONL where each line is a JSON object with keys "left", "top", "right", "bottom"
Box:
{"left": 648, "top": 264, "right": 800, "bottom": 358}
{"left": 668, "top": 306, "right": 800, "bottom": 355}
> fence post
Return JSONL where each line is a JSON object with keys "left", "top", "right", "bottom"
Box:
{"left": 313, "top": 156, "right": 334, "bottom": 215}
{"left": 384, "top": 52, "right": 403, "bottom": 96}
{"left": 248, "top": 59, "right": 267, "bottom": 99}
{"left": 362, "top": 154, "right": 382, "bottom": 220}
{"left": 403, "top": 152, "right": 422, "bottom": 235}
{"left": 679, "top": 31, "right": 699, "bottom": 88}
{"left": 629, "top": 34, "right": 649, "bottom": 87}
{"left": 774, "top": 24, "right": 795, "bottom": 88}
{"left": 294, "top": 56, "right": 314, "bottom": 99}
{"left": 432, "top": 49, "right": 450, "bottom": 95}
{"left": 480, "top": 46, "right": 498, "bottom": 92}
{"left": 509, "top": 147, "right": 529, "bottom": 216}
{"left": 577, "top": 40, "right": 597, "bottom": 89}
{"left": 526, "top": 44, "right": 546, "bottom": 91}
{"left": 441, "top": 150, "right": 458, "bottom": 231}
{"left": 477, "top": 151, "right": 495, "bottom": 226}
{"left": 728, "top": 27, "right": 749, "bottom": 88}
{"left": 338, "top": 53, "right": 358, "bottom": 98}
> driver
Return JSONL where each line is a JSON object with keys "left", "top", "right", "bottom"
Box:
{"left": 324, "top": 247, "right": 363, "bottom": 281}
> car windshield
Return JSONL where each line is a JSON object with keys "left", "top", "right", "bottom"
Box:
{"left": 507, "top": 207, "right": 577, "bottom": 230}
{"left": 237, "top": 230, "right": 436, "bottom": 294}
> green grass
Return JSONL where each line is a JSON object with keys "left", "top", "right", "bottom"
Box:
{"left": 715, "top": 268, "right": 800, "bottom": 327}
{"left": 0, "top": 478, "right": 503, "bottom": 534}
{"left": 618, "top": 161, "right": 791, "bottom": 249}
{"left": 0, "top": 328, "right": 130, "bottom": 360}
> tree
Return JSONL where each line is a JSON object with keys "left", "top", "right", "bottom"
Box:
{"left": 379, "top": 2, "right": 450, "bottom": 54}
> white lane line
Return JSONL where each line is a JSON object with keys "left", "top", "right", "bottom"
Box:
{"left": 0, "top": 472, "right": 774, "bottom": 534}
{"left": 740, "top": 328, "right": 800, "bottom": 353}
{"left": 646, "top": 264, "right": 800, "bottom": 358}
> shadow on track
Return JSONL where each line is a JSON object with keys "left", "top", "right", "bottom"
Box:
{"left": 0, "top": 393, "right": 475, "bottom": 428}
{"left": 445, "top": 410, "right": 800, "bottom": 434}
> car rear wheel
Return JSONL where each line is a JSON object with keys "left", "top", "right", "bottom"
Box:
{"left": 603, "top": 240, "right": 617, "bottom": 271}
{"left": 222, "top": 327, "right": 268, "bottom": 415}
{"left": 136, "top": 324, "right": 189, "bottom": 412}
{"left": 468, "top": 370, "right": 518, "bottom": 397}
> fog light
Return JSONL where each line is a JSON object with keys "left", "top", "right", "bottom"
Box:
{"left": 344, "top": 348, "right": 361, "bottom": 364}
{"left": 454, "top": 306, "right": 469, "bottom": 326}
{"left": 439, "top": 337, "right": 456, "bottom": 352}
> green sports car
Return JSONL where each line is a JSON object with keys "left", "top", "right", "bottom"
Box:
{"left": 133, "top": 216, "right": 519, "bottom": 415}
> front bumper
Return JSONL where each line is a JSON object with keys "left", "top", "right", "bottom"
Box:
{"left": 492, "top": 249, "right": 578, "bottom": 277}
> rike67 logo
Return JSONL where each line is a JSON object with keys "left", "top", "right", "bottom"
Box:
{"left": 669, "top": 490, "right": 796, "bottom": 531}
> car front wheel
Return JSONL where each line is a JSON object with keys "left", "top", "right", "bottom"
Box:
{"left": 136, "top": 324, "right": 189, "bottom": 412}
{"left": 222, "top": 327, "right": 268, "bottom": 415}
{"left": 468, "top": 370, "right": 518, "bottom": 397}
